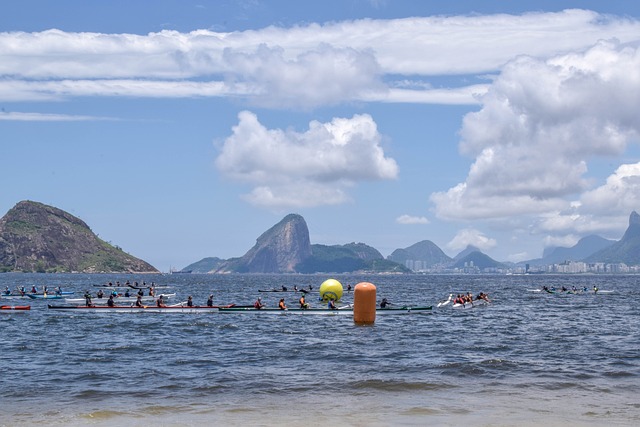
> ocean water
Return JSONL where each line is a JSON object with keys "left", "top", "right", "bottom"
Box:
{"left": 1, "top": 273, "right": 639, "bottom": 427}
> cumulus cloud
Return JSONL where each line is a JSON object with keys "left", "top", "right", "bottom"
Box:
{"left": 215, "top": 111, "right": 398, "bottom": 209}
{"left": 396, "top": 214, "right": 429, "bottom": 225}
{"left": 1, "top": 10, "right": 639, "bottom": 106}
{"left": 431, "top": 41, "right": 640, "bottom": 238}
{"left": 447, "top": 228, "right": 497, "bottom": 252}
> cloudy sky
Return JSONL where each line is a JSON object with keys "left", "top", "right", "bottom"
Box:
{"left": 2, "top": 0, "right": 640, "bottom": 271}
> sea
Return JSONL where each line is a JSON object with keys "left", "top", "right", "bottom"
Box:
{"left": 0, "top": 273, "right": 639, "bottom": 427}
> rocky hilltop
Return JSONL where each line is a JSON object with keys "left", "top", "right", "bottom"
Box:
{"left": 0, "top": 201, "right": 158, "bottom": 273}
{"left": 204, "top": 215, "right": 408, "bottom": 274}
{"left": 585, "top": 211, "right": 640, "bottom": 265}
{"left": 215, "top": 214, "right": 312, "bottom": 273}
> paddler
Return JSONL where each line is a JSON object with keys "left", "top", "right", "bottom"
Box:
{"left": 135, "top": 295, "right": 144, "bottom": 308}
{"left": 278, "top": 298, "right": 287, "bottom": 310}
{"left": 156, "top": 295, "right": 166, "bottom": 307}
{"left": 254, "top": 297, "right": 265, "bottom": 310}
{"left": 207, "top": 294, "right": 214, "bottom": 307}
{"left": 107, "top": 294, "right": 115, "bottom": 307}
{"left": 380, "top": 298, "right": 391, "bottom": 308}
{"left": 328, "top": 299, "right": 336, "bottom": 310}
{"left": 187, "top": 296, "right": 194, "bottom": 307}
{"left": 84, "top": 290, "right": 93, "bottom": 307}
{"left": 299, "top": 294, "right": 309, "bottom": 309}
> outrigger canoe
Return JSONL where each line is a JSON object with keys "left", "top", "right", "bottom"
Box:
{"left": 1, "top": 305, "right": 30, "bottom": 311}
{"left": 47, "top": 304, "right": 237, "bottom": 313}
{"left": 217, "top": 306, "right": 432, "bottom": 315}
{"left": 64, "top": 294, "right": 175, "bottom": 304}
{"left": 452, "top": 299, "right": 489, "bottom": 309}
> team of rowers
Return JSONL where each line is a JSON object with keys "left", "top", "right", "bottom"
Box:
{"left": 542, "top": 285, "right": 599, "bottom": 293}
{"left": 453, "top": 292, "right": 491, "bottom": 305}
{"left": 4, "top": 286, "right": 65, "bottom": 296}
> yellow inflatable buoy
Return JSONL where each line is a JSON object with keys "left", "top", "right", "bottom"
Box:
{"left": 319, "top": 279, "right": 343, "bottom": 302}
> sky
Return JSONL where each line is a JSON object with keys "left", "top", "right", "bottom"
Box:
{"left": 2, "top": 0, "right": 640, "bottom": 272}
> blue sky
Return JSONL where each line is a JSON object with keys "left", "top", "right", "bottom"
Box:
{"left": 2, "top": 1, "right": 640, "bottom": 272}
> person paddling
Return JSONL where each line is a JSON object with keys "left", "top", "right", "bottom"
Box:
{"left": 278, "top": 298, "right": 287, "bottom": 310}
{"left": 207, "top": 294, "right": 214, "bottom": 307}
{"left": 84, "top": 290, "right": 93, "bottom": 307}
{"left": 328, "top": 299, "right": 336, "bottom": 310}
{"left": 299, "top": 294, "right": 309, "bottom": 309}
{"left": 156, "top": 295, "right": 166, "bottom": 307}
{"left": 107, "top": 294, "right": 115, "bottom": 307}
{"left": 380, "top": 298, "right": 391, "bottom": 308}
{"left": 254, "top": 297, "right": 265, "bottom": 310}
{"left": 135, "top": 295, "right": 144, "bottom": 308}
{"left": 187, "top": 296, "right": 194, "bottom": 307}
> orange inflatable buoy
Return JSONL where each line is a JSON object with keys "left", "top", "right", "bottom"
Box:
{"left": 353, "top": 282, "right": 376, "bottom": 324}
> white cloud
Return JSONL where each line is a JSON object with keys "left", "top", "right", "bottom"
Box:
{"left": 215, "top": 111, "right": 398, "bottom": 209}
{"left": 1, "top": 10, "right": 639, "bottom": 106}
{"left": 0, "top": 111, "right": 117, "bottom": 121}
{"left": 396, "top": 215, "right": 429, "bottom": 225}
{"left": 580, "top": 162, "right": 640, "bottom": 215}
{"left": 431, "top": 41, "right": 640, "bottom": 238}
{"left": 447, "top": 228, "right": 497, "bottom": 252}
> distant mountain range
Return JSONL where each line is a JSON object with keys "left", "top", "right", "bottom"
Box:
{"left": 1, "top": 200, "right": 637, "bottom": 275}
{"left": 184, "top": 210, "right": 640, "bottom": 273}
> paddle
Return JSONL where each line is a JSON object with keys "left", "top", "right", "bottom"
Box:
{"left": 437, "top": 294, "right": 453, "bottom": 307}
{"left": 168, "top": 301, "right": 188, "bottom": 307}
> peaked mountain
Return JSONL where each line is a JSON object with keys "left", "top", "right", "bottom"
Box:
{"left": 215, "top": 214, "right": 312, "bottom": 273}
{"left": 387, "top": 240, "right": 452, "bottom": 268}
{"left": 452, "top": 250, "right": 505, "bottom": 270}
{"left": 453, "top": 245, "right": 481, "bottom": 261}
{"left": 585, "top": 211, "right": 640, "bottom": 264}
{"left": 0, "top": 200, "right": 158, "bottom": 273}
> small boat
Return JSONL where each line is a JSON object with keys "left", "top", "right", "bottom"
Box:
{"left": 452, "top": 299, "right": 489, "bottom": 309}
{"left": 217, "top": 306, "right": 432, "bottom": 315}
{"left": 64, "top": 294, "right": 175, "bottom": 304}
{"left": 47, "top": 304, "right": 236, "bottom": 313}
{"left": 1, "top": 305, "right": 31, "bottom": 311}
{"left": 0, "top": 294, "right": 29, "bottom": 299}
{"left": 25, "top": 294, "right": 65, "bottom": 299}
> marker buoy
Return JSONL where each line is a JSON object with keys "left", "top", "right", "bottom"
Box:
{"left": 353, "top": 282, "right": 376, "bottom": 324}
{"left": 319, "top": 279, "right": 343, "bottom": 302}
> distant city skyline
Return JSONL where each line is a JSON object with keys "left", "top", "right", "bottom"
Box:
{"left": 2, "top": 1, "right": 640, "bottom": 272}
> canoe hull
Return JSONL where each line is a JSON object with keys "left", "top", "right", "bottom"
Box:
{"left": 47, "top": 304, "right": 234, "bottom": 313}
{"left": 1, "top": 305, "right": 30, "bottom": 311}
{"left": 452, "top": 300, "right": 488, "bottom": 309}
{"left": 218, "top": 306, "right": 432, "bottom": 315}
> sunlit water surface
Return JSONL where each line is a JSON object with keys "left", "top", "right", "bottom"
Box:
{"left": 1, "top": 273, "right": 639, "bottom": 426}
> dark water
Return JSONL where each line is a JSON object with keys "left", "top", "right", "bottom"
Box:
{"left": 1, "top": 273, "right": 639, "bottom": 426}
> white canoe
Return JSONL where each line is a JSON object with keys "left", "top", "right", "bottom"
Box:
{"left": 452, "top": 299, "right": 489, "bottom": 309}
{"left": 64, "top": 293, "right": 175, "bottom": 304}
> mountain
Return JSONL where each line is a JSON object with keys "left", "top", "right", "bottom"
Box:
{"left": 211, "top": 215, "right": 408, "bottom": 274}
{"left": 585, "top": 211, "right": 640, "bottom": 265}
{"left": 452, "top": 250, "right": 505, "bottom": 270}
{"left": 0, "top": 200, "right": 158, "bottom": 273}
{"left": 387, "top": 240, "right": 452, "bottom": 268}
{"left": 453, "top": 245, "right": 481, "bottom": 261}
{"left": 180, "top": 257, "right": 225, "bottom": 273}
{"left": 537, "top": 235, "right": 615, "bottom": 265}
{"left": 215, "top": 214, "right": 312, "bottom": 273}
{"left": 296, "top": 242, "right": 409, "bottom": 274}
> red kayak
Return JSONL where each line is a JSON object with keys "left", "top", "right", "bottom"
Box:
{"left": 0, "top": 305, "right": 31, "bottom": 311}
